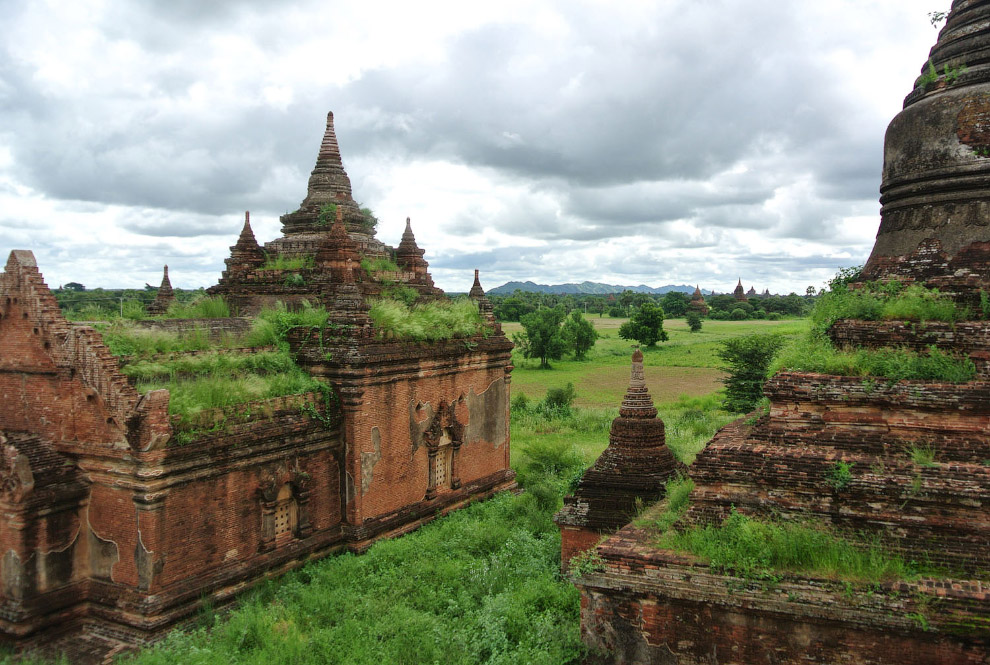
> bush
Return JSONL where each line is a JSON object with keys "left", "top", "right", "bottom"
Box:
{"left": 561, "top": 310, "right": 598, "bottom": 359}
{"left": 686, "top": 311, "right": 703, "bottom": 332}
{"left": 730, "top": 308, "right": 748, "bottom": 320}
{"left": 540, "top": 383, "right": 577, "bottom": 416}
{"left": 618, "top": 301, "right": 668, "bottom": 347}
{"left": 608, "top": 306, "right": 625, "bottom": 318}
{"left": 717, "top": 334, "right": 786, "bottom": 413}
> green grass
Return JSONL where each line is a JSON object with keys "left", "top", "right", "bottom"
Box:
{"left": 137, "top": 368, "right": 326, "bottom": 428}
{"left": 164, "top": 296, "right": 232, "bottom": 319}
{"left": 260, "top": 254, "right": 315, "bottom": 271}
{"left": 504, "top": 318, "right": 806, "bottom": 411}
{"left": 243, "top": 302, "right": 331, "bottom": 350}
{"left": 811, "top": 282, "right": 969, "bottom": 338}
{"left": 121, "top": 349, "right": 294, "bottom": 382}
{"left": 361, "top": 256, "right": 400, "bottom": 273}
{"left": 369, "top": 298, "right": 490, "bottom": 341}
{"left": 658, "top": 508, "right": 944, "bottom": 584}
{"left": 103, "top": 324, "right": 221, "bottom": 357}
{"left": 772, "top": 337, "right": 976, "bottom": 382}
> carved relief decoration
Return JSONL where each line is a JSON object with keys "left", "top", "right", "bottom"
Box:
{"left": 0, "top": 438, "right": 34, "bottom": 503}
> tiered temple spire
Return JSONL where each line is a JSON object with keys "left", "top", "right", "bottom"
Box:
{"left": 280, "top": 111, "right": 367, "bottom": 236}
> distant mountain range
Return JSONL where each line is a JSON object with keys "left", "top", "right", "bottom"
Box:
{"left": 488, "top": 281, "right": 711, "bottom": 296}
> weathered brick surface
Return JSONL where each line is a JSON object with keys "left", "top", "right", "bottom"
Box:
{"left": 1, "top": 113, "right": 516, "bottom": 663}
{"left": 578, "top": 526, "right": 990, "bottom": 665}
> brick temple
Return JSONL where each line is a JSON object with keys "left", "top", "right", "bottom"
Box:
{"left": 569, "top": 2, "right": 990, "bottom": 663}
{"left": 0, "top": 112, "right": 515, "bottom": 659}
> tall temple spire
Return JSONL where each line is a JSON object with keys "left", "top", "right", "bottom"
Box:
{"left": 279, "top": 111, "right": 369, "bottom": 236}
{"left": 863, "top": 0, "right": 990, "bottom": 295}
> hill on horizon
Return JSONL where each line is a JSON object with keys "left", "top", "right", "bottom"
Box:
{"left": 488, "top": 281, "right": 711, "bottom": 296}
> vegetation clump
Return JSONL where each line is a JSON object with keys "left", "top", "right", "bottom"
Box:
{"left": 772, "top": 339, "right": 976, "bottom": 383}
{"left": 659, "top": 508, "right": 945, "bottom": 584}
{"left": 618, "top": 301, "right": 668, "bottom": 347}
{"left": 716, "top": 333, "right": 786, "bottom": 413}
{"left": 259, "top": 254, "right": 315, "bottom": 271}
{"left": 368, "top": 297, "right": 489, "bottom": 341}
{"left": 361, "top": 256, "right": 400, "bottom": 274}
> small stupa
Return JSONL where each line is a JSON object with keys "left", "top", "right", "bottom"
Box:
{"left": 146, "top": 265, "right": 176, "bottom": 315}
{"left": 555, "top": 349, "right": 683, "bottom": 569}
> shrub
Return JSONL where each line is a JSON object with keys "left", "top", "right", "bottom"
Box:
{"left": 245, "top": 302, "right": 330, "bottom": 350}
{"left": 539, "top": 383, "right": 576, "bottom": 416}
{"left": 381, "top": 285, "right": 419, "bottom": 306}
{"left": 561, "top": 310, "right": 598, "bottom": 359}
{"left": 618, "top": 301, "right": 668, "bottom": 347}
{"left": 730, "top": 308, "right": 748, "bottom": 320}
{"left": 717, "top": 334, "right": 786, "bottom": 413}
{"left": 686, "top": 311, "right": 703, "bottom": 332}
{"left": 316, "top": 203, "right": 337, "bottom": 227}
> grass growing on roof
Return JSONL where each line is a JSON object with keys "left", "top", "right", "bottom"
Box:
{"left": 811, "top": 281, "right": 969, "bottom": 338}
{"left": 360, "top": 256, "right": 400, "bottom": 274}
{"left": 771, "top": 337, "right": 976, "bottom": 382}
{"left": 658, "top": 508, "right": 946, "bottom": 584}
{"left": 259, "top": 254, "right": 315, "bottom": 271}
{"left": 244, "top": 302, "right": 330, "bottom": 350}
{"left": 137, "top": 367, "right": 326, "bottom": 427}
{"left": 369, "top": 297, "right": 490, "bottom": 341}
{"left": 102, "top": 324, "right": 219, "bottom": 357}
{"left": 121, "top": 349, "right": 295, "bottom": 382}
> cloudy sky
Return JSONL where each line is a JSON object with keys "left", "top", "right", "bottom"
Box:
{"left": 0, "top": 0, "right": 946, "bottom": 294}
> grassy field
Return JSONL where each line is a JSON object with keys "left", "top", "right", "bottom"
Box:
{"left": 504, "top": 316, "right": 807, "bottom": 408}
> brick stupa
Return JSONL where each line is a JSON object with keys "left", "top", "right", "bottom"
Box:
{"left": 573, "top": 3, "right": 990, "bottom": 663}
{"left": 687, "top": 285, "right": 708, "bottom": 315}
{"left": 555, "top": 350, "right": 682, "bottom": 569}
{"left": 146, "top": 265, "right": 175, "bottom": 316}
{"left": 732, "top": 277, "right": 747, "bottom": 301}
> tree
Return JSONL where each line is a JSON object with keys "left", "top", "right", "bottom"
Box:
{"left": 686, "top": 311, "right": 703, "bottom": 332}
{"left": 64, "top": 282, "right": 85, "bottom": 292}
{"left": 660, "top": 291, "right": 690, "bottom": 318}
{"left": 618, "top": 301, "right": 669, "bottom": 347}
{"left": 716, "top": 333, "right": 786, "bottom": 413}
{"left": 561, "top": 310, "right": 598, "bottom": 360}
{"left": 513, "top": 306, "right": 567, "bottom": 368}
